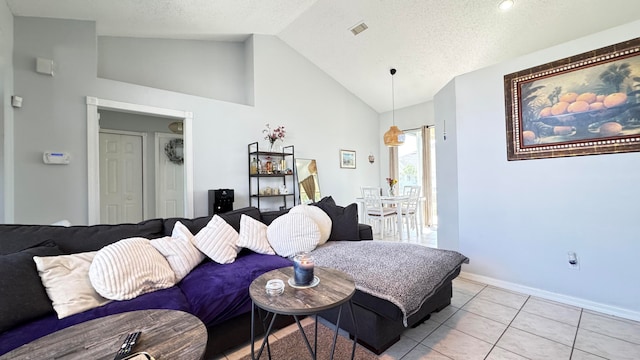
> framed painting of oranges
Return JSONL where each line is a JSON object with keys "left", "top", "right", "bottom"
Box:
{"left": 504, "top": 37, "right": 640, "bottom": 160}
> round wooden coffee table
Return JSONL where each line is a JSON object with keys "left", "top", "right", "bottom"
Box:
{"left": 249, "top": 266, "right": 358, "bottom": 360}
{"left": 1, "top": 309, "right": 207, "bottom": 360}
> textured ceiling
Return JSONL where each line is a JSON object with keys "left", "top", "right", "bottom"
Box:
{"left": 6, "top": 0, "right": 640, "bottom": 112}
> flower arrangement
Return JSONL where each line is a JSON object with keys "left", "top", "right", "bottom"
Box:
{"left": 263, "top": 123, "right": 286, "bottom": 150}
{"left": 386, "top": 177, "right": 398, "bottom": 195}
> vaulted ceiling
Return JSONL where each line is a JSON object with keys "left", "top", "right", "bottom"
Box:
{"left": 6, "top": 0, "right": 640, "bottom": 112}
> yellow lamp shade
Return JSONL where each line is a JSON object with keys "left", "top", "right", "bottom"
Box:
{"left": 384, "top": 126, "right": 405, "bottom": 147}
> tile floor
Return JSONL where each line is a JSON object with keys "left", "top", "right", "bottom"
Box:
{"left": 218, "top": 228, "right": 640, "bottom": 359}
{"left": 377, "top": 277, "right": 640, "bottom": 359}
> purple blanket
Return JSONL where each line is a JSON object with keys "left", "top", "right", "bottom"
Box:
{"left": 0, "top": 252, "right": 292, "bottom": 356}
{"left": 179, "top": 252, "right": 292, "bottom": 326}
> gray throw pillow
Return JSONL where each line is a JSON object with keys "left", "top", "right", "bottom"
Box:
{"left": 313, "top": 196, "right": 359, "bottom": 241}
{"left": 0, "top": 240, "right": 62, "bottom": 333}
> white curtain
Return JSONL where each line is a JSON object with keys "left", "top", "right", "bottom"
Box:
{"left": 421, "top": 126, "right": 435, "bottom": 227}
{"left": 388, "top": 146, "right": 399, "bottom": 194}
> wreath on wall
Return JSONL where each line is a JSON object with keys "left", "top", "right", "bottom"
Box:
{"left": 164, "top": 138, "right": 184, "bottom": 165}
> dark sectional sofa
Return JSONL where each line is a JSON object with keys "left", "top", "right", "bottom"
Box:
{"left": 0, "top": 203, "right": 462, "bottom": 357}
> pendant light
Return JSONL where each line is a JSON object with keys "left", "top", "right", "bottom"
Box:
{"left": 384, "top": 68, "right": 405, "bottom": 147}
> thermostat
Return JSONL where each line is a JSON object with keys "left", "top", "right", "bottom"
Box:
{"left": 43, "top": 152, "right": 70, "bottom": 165}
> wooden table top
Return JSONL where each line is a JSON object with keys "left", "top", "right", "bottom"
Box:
{"left": 1, "top": 309, "right": 207, "bottom": 360}
{"left": 249, "top": 266, "right": 356, "bottom": 315}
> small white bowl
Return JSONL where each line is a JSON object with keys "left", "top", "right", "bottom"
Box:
{"left": 265, "top": 279, "right": 285, "bottom": 296}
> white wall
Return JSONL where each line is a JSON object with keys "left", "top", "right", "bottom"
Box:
{"left": 252, "top": 35, "right": 379, "bottom": 206}
{"left": 8, "top": 17, "right": 380, "bottom": 224}
{"left": 0, "top": 0, "right": 13, "bottom": 223}
{"left": 435, "top": 20, "right": 640, "bottom": 320}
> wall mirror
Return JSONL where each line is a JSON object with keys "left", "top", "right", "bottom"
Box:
{"left": 295, "top": 159, "right": 321, "bottom": 204}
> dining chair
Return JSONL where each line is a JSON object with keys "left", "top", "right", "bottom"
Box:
{"left": 400, "top": 186, "right": 421, "bottom": 238}
{"left": 361, "top": 186, "right": 397, "bottom": 239}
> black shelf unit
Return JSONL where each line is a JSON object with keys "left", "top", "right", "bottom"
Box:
{"left": 248, "top": 142, "right": 296, "bottom": 211}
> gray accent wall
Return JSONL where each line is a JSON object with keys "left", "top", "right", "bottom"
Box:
{"left": 0, "top": 0, "right": 13, "bottom": 223}
{"left": 98, "top": 36, "right": 248, "bottom": 105}
{"left": 434, "top": 20, "right": 640, "bottom": 319}
{"left": 13, "top": 17, "right": 96, "bottom": 224}
{"left": 9, "top": 16, "right": 380, "bottom": 225}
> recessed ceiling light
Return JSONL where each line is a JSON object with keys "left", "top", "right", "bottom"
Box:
{"left": 349, "top": 22, "right": 368, "bottom": 36}
{"left": 499, "top": 0, "right": 514, "bottom": 10}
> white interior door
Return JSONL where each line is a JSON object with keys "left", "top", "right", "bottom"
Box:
{"left": 156, "top": 134, "right": 185, "bottom": 218}
{"left": 100, "top": 132, "right": 144, "bottom": 224}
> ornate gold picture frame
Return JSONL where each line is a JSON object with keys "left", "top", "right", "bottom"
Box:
{"left": 504, "top": 37, "right": 640, "bottom": 161}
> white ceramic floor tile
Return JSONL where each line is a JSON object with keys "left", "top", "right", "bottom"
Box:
{"left": 379, "top": 336, "right": 419, "bottom": 360}
{"left": 497, "top": 327, "right": 572, "bottom": 360}
{"left": 451, "top": 288, "right": 475, "bottom": 308}
{"left": 486, "top": 347, "right": 529, "bottom": 360}
{"left": 404, "top": 320, "right": 442, "bottom": 342}
{"left": 443, "top": 309, "right": 508, "bottom": 344}
{"left": 511, "top": 311, "right": 578, "bottom": 346}
{"left": 428, "top": 305, "right": 459, "bottom": 324}
{"left": 574, "top": 328, "right": 640, "bottom": 360}
{"left": 462, "top": 298, "right": 519, "bottom": 325}
{"left": 476, "top": 287, "right": 528, "bottom": 310}
{"left": 452, "top": 278, "right": 486, "bottom": 295}
{"left": 401, "top": 343, "right": 454, "bottom": 360}
{"left": 570, "top": 349, "right": 607, "bottom": 359}
{"left": 580, "top": 311, "right": 640, "bottom": 345}
{"left": 421, "top": 325, "right": 493, "bottom": 360}
{"left": 583, "top": 309, "right": 640, "bottom": 326}
{"left": 522, "top": 297, "right": 581, "bottom": 326}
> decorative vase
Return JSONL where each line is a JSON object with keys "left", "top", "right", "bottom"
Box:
{"left": 388, "top": 187, "right": 395, "bottom": 196}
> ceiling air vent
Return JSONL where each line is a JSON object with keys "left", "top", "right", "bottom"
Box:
{"left": 349, "top": 22, "right": 368, "bottom": 36}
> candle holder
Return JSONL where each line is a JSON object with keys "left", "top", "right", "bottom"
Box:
{"left": 265, "top": 279, "right": 284, "bottom": 296}
{"left": 292, "top": 252, "right": 314, "bottom": 286}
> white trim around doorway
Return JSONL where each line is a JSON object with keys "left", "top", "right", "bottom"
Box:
{"left": 86, "top": 96, "right": 194, "bottom": 225}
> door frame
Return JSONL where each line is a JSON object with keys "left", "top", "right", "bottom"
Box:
{"left": 87, "top": 96, "right": 194, "bottom": 225}
{"left": 99, "top": 129, "right": 149, "bottom": 221}
{"left": 154, "top": 132, "right": 184, "bottom": 218}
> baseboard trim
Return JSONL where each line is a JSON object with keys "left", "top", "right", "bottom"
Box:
{"left": 459, "top": 272, "right": 640, "bottom": 322}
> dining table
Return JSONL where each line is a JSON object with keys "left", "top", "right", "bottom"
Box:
{"left": 355, "top": 195, "right": 410, "bottom": 240}
{"left": 381, "top": 195, "right": 410, "bottom": 240}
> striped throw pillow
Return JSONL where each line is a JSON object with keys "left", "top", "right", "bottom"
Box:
{"left": 237, "top": 214, "right": 275, "bottom": 255}
{"left": 289, "top": 204, "right": 332, "bottom": 245}
{"left": 192, "top": 215, "right": 239, "bottom": 264}
{"left": 150, "top": 221, "right": 205, "bottom": 281}
{"left": 267, "top": 213, "right": 321, "bottom": 258}
{"left": 89, "top": 237, "right": 176, "bottom": 301}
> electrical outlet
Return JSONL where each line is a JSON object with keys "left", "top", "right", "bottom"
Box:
{"left": 567, "top": 252, "right": 579, "bottom": 270}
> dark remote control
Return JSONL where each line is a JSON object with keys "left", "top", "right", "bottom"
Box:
{"left": 114, "top": 331, "right": 141, "bottom": 360}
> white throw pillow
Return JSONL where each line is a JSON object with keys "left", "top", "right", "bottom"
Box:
{"left": 237, "top": 214, "right": 275, "bottom": 255}
{"left": 192, "top": 215, "right": 239, "bottom": 264}
{"left": 290, "top": 204, "right": 332, "bottom": 245}
{"left": 89, "top": 237, "right": 176, "bottom": 301}
{"left": 33, "top": 251, "right": 111, "bottom": 319}
{"left": 150, "top": 221, "right": 205, "bottom": 281}
{"left": 267, "top": 213, "right": 321, "bottom": 258}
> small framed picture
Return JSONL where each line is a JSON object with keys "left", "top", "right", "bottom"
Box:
{"left": 339, "top": 149, "right": 356, "bottom": 169}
